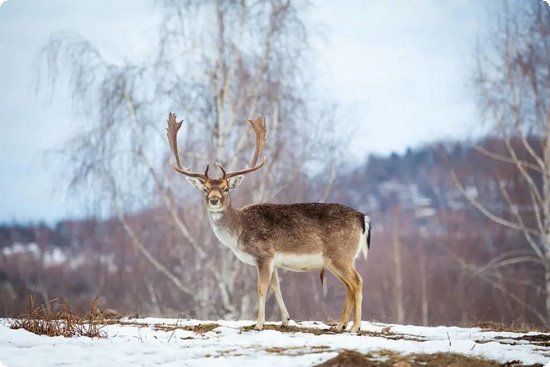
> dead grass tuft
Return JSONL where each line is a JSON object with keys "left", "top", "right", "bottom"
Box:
{"left": 154, "top": 323, "right": 220, "bottom": 334}
{"left": 357, "top": 329, "right": 426, "bottom": 342}
{"left": 264, "top": 345, "right": 331, "bottom": 356}
{"left": 265, "top": 346, "right": 300, "bottom": 354}
{"left": 316, "top": 349, "right": 520, "bottom": 367}
{"left": 493, "top": 333, "right": 550, "bottom": 347}
{"left": 9, "top": 296, "right": 106, "bottom": 338}
{"left": 410, "top": 352, "right": 507, "bottom": 367}
{"left": 316, "top": 350, "right": 378, "bottom": 367}
{"left": 239, "top": 323, "right": 425, "bottom": 342}
{"left": 240, "top": 323, "right": 337, "bottom": 335}
{"left": 471, "top": 321, "right": 549, "bottom": 334}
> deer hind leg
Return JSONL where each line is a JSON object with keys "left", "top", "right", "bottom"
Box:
{"left": 325, "top": 259, "right": 363, "bottom": 332}
{"left": 269, "top": 268, "right": 290, "bottom": 326}
{"left": 325, "top": 260, "right": 354, "bottom": 332}
{"left": 348, "top": 268, "right": 363, "bottom": 333}
{"left": 255, "top": 258, "right": 274, "bottom": 331}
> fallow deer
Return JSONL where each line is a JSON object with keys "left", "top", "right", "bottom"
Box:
{"left": 166, "top": 113, "right": 371, "bottom": 332}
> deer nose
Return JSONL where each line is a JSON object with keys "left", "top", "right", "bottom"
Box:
{"left": 209, "top": 197, "right": 219, "bottom": 205}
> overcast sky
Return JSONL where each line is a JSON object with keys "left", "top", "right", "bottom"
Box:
{"left": 0, "top": 0, "right": 497, "bottom": 223}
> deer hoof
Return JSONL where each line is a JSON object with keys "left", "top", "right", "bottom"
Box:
{"left": 254, "top": 323, "right": 264, "bottom": 331}
{"left": 332, "top": 324, "right": 345, "bottom": 333}
{"left": 349, "top": 324, "right": 361, "bottom": 333}
{"left": 281, "top": 317, "right": 290, "bottom": 327}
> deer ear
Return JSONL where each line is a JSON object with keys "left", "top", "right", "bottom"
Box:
{"left": 185, "top": 177, "right": 206, "bottom": 191}
{"left": 227, "top": 175, "right": 244, "bottom": 189}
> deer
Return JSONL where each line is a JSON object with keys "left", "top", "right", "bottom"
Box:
{"left": 166, "top": 112, "right": 371, "bottom": 332}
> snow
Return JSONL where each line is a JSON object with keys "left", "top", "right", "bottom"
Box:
{"left": 1, "top": 242, "right": 119, "bottom": 272}
{"left": 2, "top": 242, "right": 40, "bottom": 257}
{"left": 1, "top": 318, "right": 548, "bottom": 366}
{"left": 1, "top": 242, "right": 67, "bottom": 267}
{"left": 43, "top": 247, "right": 67, "bottom": 267}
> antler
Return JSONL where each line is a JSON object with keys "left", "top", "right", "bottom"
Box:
{"left": 166, "top": 112, "right": 209, "bottom": 180}
{"left": 221, "top": 115, "right": 267, "bottom": 178}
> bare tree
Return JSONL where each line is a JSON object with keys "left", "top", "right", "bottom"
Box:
{"left": 39, "top": 0, "right": 342, "bottom": 319}
{"left": 391, "top": 214, "right": 405, "bottom": 324}
{"left": 417, "top": 240, "right": 429, "bottom": 326}
{"left": 452, "top": 1, "right": 550, "bottom": 324}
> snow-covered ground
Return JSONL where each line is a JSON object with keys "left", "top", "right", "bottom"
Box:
{"left": 1, "top": 318, "right": 549, "bottom": 366}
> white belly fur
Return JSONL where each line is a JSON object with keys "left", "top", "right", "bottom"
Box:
{"left": 274, "top": 252, "right": 324, "bottom": 271}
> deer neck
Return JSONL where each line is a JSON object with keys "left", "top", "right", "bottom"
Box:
{"left": 207, "top": 203, "right": 241, "bottom": 245}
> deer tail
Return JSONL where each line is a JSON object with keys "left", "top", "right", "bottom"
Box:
{"left": 361, "top": 215, "right": 372, "bottom": 259}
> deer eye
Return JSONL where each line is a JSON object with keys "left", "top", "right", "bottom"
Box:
{"left": 203, "top": 188, "right": 208, "bottom": 193}
{"left": 223, "top": 187, "right": 229, "bottom": 192}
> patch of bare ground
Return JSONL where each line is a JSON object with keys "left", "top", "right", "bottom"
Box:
{"left": 492, "top": 334, "right": 550, "bottom": 348}
{"left": 152, "top": 322, "right": 220, "bottom": 334}
{"left": 357, "top": 329, "right": 426, "bottom": 342}
{"left": 8, "top": 296, "right": 106, "bottom": 338}
{"left": 474, "top": 332, "right": 550, "bottom": 349}
{"left": 315, "top": 349, "right": 535, "bottom": 367}
{"left": 240, "top": 324, "right": 426, "bottom": 342}
{"left": 97, "top": 320, "right": 221, "bottom": 334}
{"left": 240, "top": 323, "right": 337, "bottom": 334}
{"left": 265, "top": 345, "right": 331, "bottom": 356}
{"left": 471, "top": 321, "right": 549, "bottom": 334}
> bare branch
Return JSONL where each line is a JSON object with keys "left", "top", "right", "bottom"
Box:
{"left": 451, "top": 170, "right": 540, "bottom": 236}
{"left": 456, "top": 256, "right": 547, "bottom": 324}
{"left": 498, "top": 179, "right": 545, "bottom": 260}
{"left": 474, "top": 145, "right": 542, "bottom": 173}
{"left": 109, "top": 175, "right": 195, "bottom": 298}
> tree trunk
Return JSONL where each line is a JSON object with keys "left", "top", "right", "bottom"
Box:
{"left": 543, "top": 112, "right": 550, "bottom": 326}
{"left": 392, "top": 220, "right": 405, "bottom": 324}
{"left": 418, "top": 246, "right": 429, "bottom": 326}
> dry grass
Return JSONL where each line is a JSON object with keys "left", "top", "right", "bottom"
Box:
{"left": 239, "top": 323, "right": 425, "bottom": 342}
{"left": 315, "top": 349, "right": 527, "bottom": 367}
{"left": 357, "top": 329, "right": 426, "bottom": 342}
{"left": 8, "top": 296, "right": 106, "bottom": 338}
{"left": 240, "top": 323, "right": 338, "bottom": 335}
{"left": 264, "top": 345, "right": 331, "bottom": 356}
{"left": 470, "top": 321, "right": 549, "bottom": 334}
{"left": 153, "top": 322, "right": 220, "bottom": 333}
{"left": 492, "top": 333, "right": 550, "bottom": 348}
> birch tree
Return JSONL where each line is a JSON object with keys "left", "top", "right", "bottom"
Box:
{"left": 39, "top": 0, "right": 341, "bottom": 318}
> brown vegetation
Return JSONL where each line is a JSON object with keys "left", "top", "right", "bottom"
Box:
{"left": 239, "top": 322, "right": 429, "bottom": 342}
{"left": 153, "top": 322, "right": 220, "bottom": 334}
{"left": 315, "top": 349, "right": 523, "bottom": 367}
{"left": 240, "top": 323, "right": 337, "bottom": 335}
{"left": 472, "top": 321, "right": 550, "bottom": 334}
{"left": 8, "top": 296, "right": 106, "bottom": 338}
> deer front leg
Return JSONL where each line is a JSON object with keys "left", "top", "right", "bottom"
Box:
{"left": 269, "top": 268, "right": 290, "bottom": 326}
{"left": 255, "top": 258, "right": 274, "bottom": 331}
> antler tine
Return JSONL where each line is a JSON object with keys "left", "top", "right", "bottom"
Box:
{"left": 166, "top": 112, "right": 183, "bottom": 169}
{"left": 225, "top": 160, "right": 266, "bottom": 178}
{"left": 224, "top": 115, "right": 267, "bottom": 178}
{"left": 166, "top": 112, "right": 208, "bottom": 180}
{"left": 248, "top": 115, "right": 266, "bottom": 167}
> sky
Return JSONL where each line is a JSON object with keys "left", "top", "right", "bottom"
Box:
{"left": 0, "top": 0, "right": 498, "bottom": 223}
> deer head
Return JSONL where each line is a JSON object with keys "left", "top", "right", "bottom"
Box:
{"left": 166, "top": 112, "right": 266, "bottom": 211}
